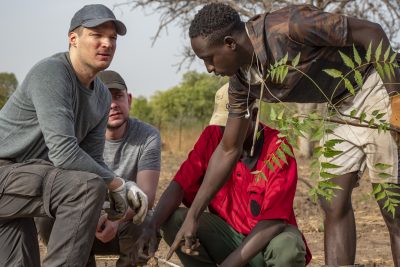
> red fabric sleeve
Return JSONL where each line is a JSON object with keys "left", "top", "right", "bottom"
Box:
{"left": 173, "top": 126, "right": 223, "bottom": 206}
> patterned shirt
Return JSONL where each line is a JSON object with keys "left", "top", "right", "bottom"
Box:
{"left": 228, "top": 4, "right": 373, "bottom": 117}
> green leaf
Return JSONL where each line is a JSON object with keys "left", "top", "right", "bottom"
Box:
{"left": 389, "top": 51, "right": 398, "bottom": 63}
{"left": 375, "top": 163, "right": 392, "bottom": 170}
{"left": 272, "top": 155, "right": 282, "bottom": 168}
{"left": 372, "top": 184, "right": 382, "bottom": 196}
{"left": 260, "top": 172, "right": 267, "bottom": 181}
{"left": 292, "top": 53, "right": 301, "bottom": 67}
{"left": 277, "top": 109, "right": 285, "bottom": 120}
{"left": 281, "top": 142, "right": 294, "bottom": 158}
{"left": 251, "top": 170, "right": 261, "bottom": 175}
{"left": 376, "top": 191, "right": 387, "bottom": 201}
{"left": 344, "top": 78, "right": 355, "bottom": 95}
{"left": 323, "top": 149, "right": 342, "bottom": 158}
{"left": 366, "top": 42, "right": 372, "bottom": 62}
{"left": 389, "top": 64, "right": 396, "bottom": 78}
{"left": 266, "top": 161, "right": 275, "bottom": 172}
{"left": 324, "top": 139, "right": 344, "bottom": 148}
{"left": 320, "top": 171, "right": 337, "bottom": 179}
{"left": 383, "top": 46, "right": 391, "bottom": 62}
{"left": 339, "top": 51, "right": 355, "bottom": 69}
{"left": 372, "top": 110, "right": 379, "bottom": 116}
{"left": 350, "top": 109, "right": 358, "bottom": 117}
{"left": 376, "top": 112, "right": 386, "bottom": 120}
{"left": 384, "top": 63, "right": 392, "bottom": 80}
{"left": 378, "top": 172, "right": 393, "bottom": 179}
{"left": 321, "top": 162, "right": 341, "bottom": 169}
{"left": 323, "top": 69, "right": 342, "bottom": 78}
{"left": 368, "top": 118, "right": 375, "bottom": 127}
{"left": 281, "top": 66, "right": 288, "bottom": 83}
{"left": 375, "top": 40, "right": 383, "bottom": 61}
{"left": 354, "top": 70, "right": 363, "bottom": 89}
{"left": 353, "top": 44, "right": 362, "bottom": 66}
{"left": 311, "top": 126, "right": 324, "bottom": 141}
{"left": 276, "top": 148, "right": 288, "bottom": 165}
{"left": 282, "top": 53, "right": 288, "bottom": 64}
{"left": 386, "top": 191, "right": 400, "bottom": 197}
{"left": 270, "top": 107, "right": 277, "bottom": 121}
{"left": 360, "top": 112, "right": 367, "bottom": 123}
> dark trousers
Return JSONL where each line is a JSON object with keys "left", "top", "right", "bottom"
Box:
{"left": 162, "top": 208, "right": 307, "bottom": 267}
{"left": 0, "top": 159, "right": 106, "bottom": 267}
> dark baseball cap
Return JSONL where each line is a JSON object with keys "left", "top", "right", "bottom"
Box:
{"left": 69, "top": 4, "right": 126, "bottom": 35}
{"left": 97, "top": 70, "right": 127, "bottom": 91}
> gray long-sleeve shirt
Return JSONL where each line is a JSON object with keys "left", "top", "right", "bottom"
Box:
{"left": 0, "top": 52, "right": 115, "bottom": 180}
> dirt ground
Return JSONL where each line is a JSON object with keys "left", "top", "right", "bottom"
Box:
{"left": 39, "top": 149, "right": 394, "bottom": 267}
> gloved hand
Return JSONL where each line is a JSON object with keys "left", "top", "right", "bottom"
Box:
{"left": 126, "top": 181, "right": 148, "bottom": 224}
{"left": 390, "top": 94, "right": 400, "bottom": 130}
{"left": 107, "top": 178, "right": 129, "bottom": 221}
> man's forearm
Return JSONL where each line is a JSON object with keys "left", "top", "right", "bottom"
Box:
{"left": 186, "top": 143, "right": 241, "bottom": 220}
{"left": 151, "top": 181, "right": 185, "bottom": 229}
{"left": 221, "top": 220, "right": 286, "bottom": 267}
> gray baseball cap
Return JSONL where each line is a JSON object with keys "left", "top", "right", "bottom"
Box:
{"left": 97, "top": 70, "right": 127, "bottom": 91}
{"left": 69, "top": 4, "right": 126, "bottom": 35}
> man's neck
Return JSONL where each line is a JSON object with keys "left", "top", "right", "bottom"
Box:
{"left": 236, "top": 30, "right": 255, "bottom": 67}
{"left": 106, "top": 121, "right": 128, "bottom": 141}
{"left": 69, "top": 51, "right": 97, "bottom": 88}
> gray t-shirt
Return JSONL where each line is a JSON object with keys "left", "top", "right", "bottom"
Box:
{"left": 104, "top": 118, "right": 161, "bottom": 182}
{"left": 0, "top": 52, "right": 115, "bottom": 180}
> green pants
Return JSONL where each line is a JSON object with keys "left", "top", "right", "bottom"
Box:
{"left": 162, "top": 208, "right": 306, "bottom": 267}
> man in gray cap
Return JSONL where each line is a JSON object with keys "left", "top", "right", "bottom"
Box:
{"left": 36, "top": 70, "right": 161, "bottom": 267}
{"left": 0, "top": 4, "right": 147, "bottom": 267}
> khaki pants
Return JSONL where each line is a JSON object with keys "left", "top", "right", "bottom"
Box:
{"left": 0, "top": 159, "right": 106, "bottom": 267}
{"left": 162, "top": 208, "right": 306, "bottom": 267}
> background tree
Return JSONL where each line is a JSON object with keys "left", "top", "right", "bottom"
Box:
{"left": 0, "top": 72, "right": 18, "bottom": 108}
{"left": 118, "top": 0, "right": 400, "bottom": 69}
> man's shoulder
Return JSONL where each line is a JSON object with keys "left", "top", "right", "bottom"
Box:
{"left": 129, "top": 118, "right": 160, "bottom": 137}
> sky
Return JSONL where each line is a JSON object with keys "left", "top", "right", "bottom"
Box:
{"left": 0, "top": 0, "right": 204, "bottom": 98}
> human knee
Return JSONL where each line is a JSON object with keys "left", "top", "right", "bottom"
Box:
{"left": 320, "top": 197, "right": 352, "bottom": 219}
{"left": 265, "top": 232, "right": 306, "bottom": 267}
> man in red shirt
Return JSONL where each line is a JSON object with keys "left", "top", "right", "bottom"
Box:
{"left": 138, "top": 84, "right": 311, "bottom": 266}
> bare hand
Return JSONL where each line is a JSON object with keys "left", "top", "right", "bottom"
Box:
{"left": 95, "top": 214, "right": 119, "bottom": 243}
{"left": 137, "top": 224, "right": 161, "bottom": 260}
{"left": 166, "top": 216, "right": 200, "bottom": 260}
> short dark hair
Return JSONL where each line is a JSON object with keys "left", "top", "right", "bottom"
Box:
{"left": 189, "top": 3, "right": 244, "bottom": 44}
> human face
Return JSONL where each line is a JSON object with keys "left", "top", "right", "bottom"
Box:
{"left": 191, "top": 36, "right": 242, "bottom": 77}
{"left": 108, "top": 88, "right": 132, "bottom": 129}
{"left": 70, "top": 22, "right": 117, "bottom": 72}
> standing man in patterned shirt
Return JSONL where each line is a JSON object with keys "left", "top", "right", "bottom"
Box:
{"left": 36, "top": 70, "right": 161, "bottom": 267}
{"left": 169, "top": 3, "right": 400, "bottom": 267}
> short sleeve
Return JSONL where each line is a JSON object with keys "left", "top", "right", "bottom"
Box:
{"left": 228, "top": 76, "right": 256, "bottom": 118}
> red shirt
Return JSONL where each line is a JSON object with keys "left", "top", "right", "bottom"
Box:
{"left": 173, "top": 124, "right": 311, "bottom": 264}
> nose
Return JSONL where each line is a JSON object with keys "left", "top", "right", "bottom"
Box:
{"left": 205, "top": 63, "right": 215, "bottom": 74}
{"left": 110, "top": 100, "right": 118, "bottom": 109}
{"left": 102, "top": 37, "right": 115, "bottom": 49}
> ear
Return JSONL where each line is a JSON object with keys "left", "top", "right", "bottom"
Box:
{"left": 223, "top": 36, "right": 237, "bottom": 50}
{"left": 69, "top": 31, "right": 78, "bottom": 48}
{"left": 127, "top": 93, "right": 132, "bottom": 107}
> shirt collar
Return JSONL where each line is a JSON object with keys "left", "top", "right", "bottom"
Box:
{"left": 245, "top": 13, "right": 269, "bottom": 74}
{"left": 241, "top": 125, "right": 264, "bottom": 170}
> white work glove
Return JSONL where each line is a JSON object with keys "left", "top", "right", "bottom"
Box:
{"left": 126, "top": 181, "right": 148, "bottom": 224}
{"left": 107, "top": 178, "right": 129, "bottom": 221}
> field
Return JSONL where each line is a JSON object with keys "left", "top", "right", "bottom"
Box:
{"left": 40, "top": 127, "right": 394, "bottom": 267}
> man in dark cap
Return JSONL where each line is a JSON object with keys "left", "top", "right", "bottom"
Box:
{"left": 0, "top": 5, "right": 147, "bottom": 267}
